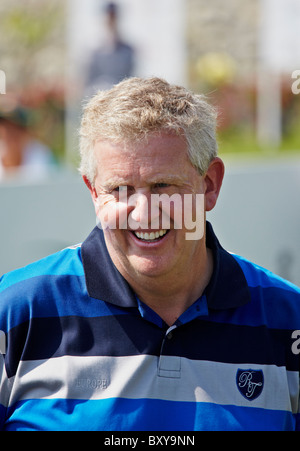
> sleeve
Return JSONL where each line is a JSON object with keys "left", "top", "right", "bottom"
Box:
{"left": 0, "top": 333, "right": 11, "bottom": 431}
{"left": 0, "top": 273, "right": 23, "bottom": 430}
{"left": 296, "top": 374, "right": 300, "bottom": 431}
{"left": 0, "top": 301, "right": 26, "bottom": 431}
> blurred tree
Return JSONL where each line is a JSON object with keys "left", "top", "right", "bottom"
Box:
{"left": 0, "top": 1, "right": 66, "bottom": 162}
{"left": 0, "top": 0, "right": 65, "bottom": 88}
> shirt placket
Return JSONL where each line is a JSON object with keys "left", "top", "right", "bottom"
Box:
{"left": 157, "top": 325, "right": 181, "bottom": 378}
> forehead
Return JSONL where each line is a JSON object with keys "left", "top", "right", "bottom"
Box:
{"left": 95, "top": 133, "right": 188, "bottom": 167}
{"left": 93, "top": 132, "right": 200, "bottom": 187}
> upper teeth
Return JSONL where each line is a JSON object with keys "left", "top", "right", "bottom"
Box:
{"left": 134, "top": 230, "right": 168, "bottom": 240}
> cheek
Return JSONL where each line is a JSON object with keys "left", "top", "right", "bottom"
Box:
{"left": 96, "top": 195, "right": 130, "bottom": 230}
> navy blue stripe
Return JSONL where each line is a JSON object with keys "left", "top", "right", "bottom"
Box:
{"left": 6, "top": 315, "right": 298, "bottom": 377}
{"left": 174, "top": 320, "right": 298, "bottom": 369}
{"left": 0, "top": 404, "right": 6, "bottom": 431}
{"left": 4, "top": 398, "right": 296, "bottom": 431}
{"left": 5, "top": 315, "right": 163, "bottom": 377}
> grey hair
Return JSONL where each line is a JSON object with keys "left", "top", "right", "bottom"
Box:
{"left": 79, "top": 77, "right": 218, "bottom": 185}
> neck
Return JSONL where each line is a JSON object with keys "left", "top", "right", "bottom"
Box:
{"left": 130, "top": 247, "right": 213, "bottom": 326}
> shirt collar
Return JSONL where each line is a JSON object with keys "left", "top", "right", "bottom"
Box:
{"left": 81, "top": 222, "right": 251, "bottom": 311}
{"left": 204, "top": 221, "right": 251, "bottom": 309}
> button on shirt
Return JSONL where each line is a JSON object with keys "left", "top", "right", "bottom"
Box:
{"left": 0, "top": 222, "right": 299, "bottom": 431}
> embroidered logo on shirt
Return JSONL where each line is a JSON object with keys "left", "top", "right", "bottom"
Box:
{"left": 236, "top": 369, "right": 264, "bottom": 401}
{"left": 75, "top": 378, "right": 108, "bottom": 390}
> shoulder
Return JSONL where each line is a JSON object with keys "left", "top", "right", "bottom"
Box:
{"left": 232, "top": 253, "right": 300, "bottom": 328}
{"left": 0, "top": 244, "right": 83, "bottom": 292}
{"left": 233, "top": 252, "right": 299, "bottom": 294}
{"left": 0, "top": 245, "right": 84, "bottom": 333}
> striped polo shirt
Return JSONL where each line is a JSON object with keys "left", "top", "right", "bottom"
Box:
{"left": 0, "top": 222, "right": 299, "bottom": 431}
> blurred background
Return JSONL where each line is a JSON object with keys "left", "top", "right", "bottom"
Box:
{"left": 0, "top": 0, "right": 299, "bottom": 284}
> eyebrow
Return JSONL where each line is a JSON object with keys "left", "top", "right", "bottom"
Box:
{"left": 103, "top": 175, "right": 185, "bottom": 190}
{"left": 150, "top": 175, "right": 184, "bottom": 184}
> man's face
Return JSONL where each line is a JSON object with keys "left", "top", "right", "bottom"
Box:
{"left": 89, "top": 132, "right": 207, "bottom": 282}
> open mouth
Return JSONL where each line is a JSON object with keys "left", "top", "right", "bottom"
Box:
{"left": 132, "top": 229, "right": 169, "bottom": 242}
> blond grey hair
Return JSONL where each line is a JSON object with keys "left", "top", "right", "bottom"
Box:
{"left": 79, "top": 77, "right": 218, "bottom": 185}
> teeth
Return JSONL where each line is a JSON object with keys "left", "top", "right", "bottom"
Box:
{"left": 134, "top": 230, "right": 168, "bottom": 241}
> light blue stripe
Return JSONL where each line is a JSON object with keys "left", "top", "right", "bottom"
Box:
{"left": 0, "top": 246, "right": 84, "bottom": 293}
{"left": 4, "top": 398, "right": 296, "bottom": 431}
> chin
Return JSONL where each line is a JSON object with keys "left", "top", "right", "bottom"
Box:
{"left": 128, "top": 255, "right": 172, "bottom": 279}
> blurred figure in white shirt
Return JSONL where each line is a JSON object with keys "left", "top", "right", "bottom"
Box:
{"left": 0, "top": 106, "right": 55, "bottom": 181}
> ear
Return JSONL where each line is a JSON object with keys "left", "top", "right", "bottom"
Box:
{"left": 83, "top": 175, "right": 98, "bottom": 205}
{"left": 203, "top": 157, "right": 225, "bottom": 212}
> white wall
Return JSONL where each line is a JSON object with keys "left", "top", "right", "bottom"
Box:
{"left": 208, "top": 156, "right": 300, "bottom": 286}
{"left": 1, "top": 158, "right": 299, "bottom": 286}
{"left": 0, "top": 172, "right": 95, "bottom": 274}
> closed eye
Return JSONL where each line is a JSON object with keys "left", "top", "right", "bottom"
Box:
{"left": 113, "top": 186, "right": 127, "bottom": 192}
{"left": 154, "top": 183, "right": 170, "bottom": 188}
{"left": 112, "top": 185, "right": 134, "bottom": 193}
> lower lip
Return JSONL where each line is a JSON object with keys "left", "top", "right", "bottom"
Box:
{"left": 129, "top": 230, "right": 170, "bottom": 248}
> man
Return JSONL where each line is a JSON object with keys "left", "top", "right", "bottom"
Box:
{"left": 85, "top": 2, "right": 135, "bottom": 94}
{"left": 0, "top": 77, "right": 299, "bottom": 431}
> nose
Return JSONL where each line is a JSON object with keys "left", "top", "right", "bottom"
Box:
{"left": 128, "top": 191, "right": 152, "bottom": 230}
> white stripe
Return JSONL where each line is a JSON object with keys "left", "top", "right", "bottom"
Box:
{"left": 7, "top": 355, "right": 299, "bottom": 413}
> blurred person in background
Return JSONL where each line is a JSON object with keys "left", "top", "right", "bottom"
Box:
{"left": 85, "top": 1, "right": 135, "bottom": 93}
{"left": 0, "top": 106, "right": 55, "bottom": 180}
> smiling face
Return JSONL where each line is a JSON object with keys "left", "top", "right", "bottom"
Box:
{"left": 85, "top": 131, "right": 211, "bottom": 286}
